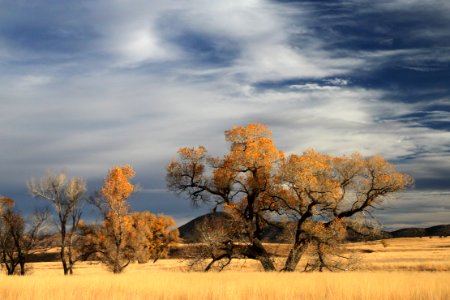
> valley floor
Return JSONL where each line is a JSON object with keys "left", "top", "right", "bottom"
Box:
{"left": 0, "top": 237, "right": 449, "bottom": 299}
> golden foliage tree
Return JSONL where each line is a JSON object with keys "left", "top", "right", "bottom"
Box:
{"left": 128, "top": 212, "right": 178, "bottom": 264}
{"left": 88, "top": 165, "right": 136, "bottom": 273}
{"left": 167, "top": 123, "right": 412, "bottom": 272}
{"left": 87, "top": 165, "right": 178, "bottom": 273}
{"left": 168, "top": 124, "right": 284, "bottom": 271}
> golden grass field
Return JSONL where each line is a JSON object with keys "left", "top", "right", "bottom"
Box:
{"left": 1, "top": 237, "right": 449, "bottom": 300}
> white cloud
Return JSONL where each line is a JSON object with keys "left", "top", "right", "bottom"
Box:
{"left": 289, "top": 83, "right": 341, "bottom": 91}
{"left": 0, "top": 0, "right": 449, "bottom": 227}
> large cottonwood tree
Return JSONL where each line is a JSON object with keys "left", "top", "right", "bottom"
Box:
{"left": 167, "top": 123, "right": 412, "bottom": 272}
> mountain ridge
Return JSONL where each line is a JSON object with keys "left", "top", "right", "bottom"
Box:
{"left": 178, "top": 212, "right": 450, "bottom": 243}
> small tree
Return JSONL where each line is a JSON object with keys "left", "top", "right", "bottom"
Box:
{"left": 0, "top": 197, "right": 49, "bottom": 275}
{"left": 128, "top": 212, "right": 179, "bottom": 264}
{"left": 88, "top": 165, "right": 136, "bottom": 273}
{"left": 188, "top": 215, "right": 243, "bottom": 272}
{"left": 28, "top": 171, "right": 86, "bottom": 275}
{"left": 86, "top": 166, "right": 179, "bottom": 273}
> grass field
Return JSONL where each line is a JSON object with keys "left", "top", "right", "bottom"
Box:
{"left": 0, "top": 237, "right": 449, "bottom": 299}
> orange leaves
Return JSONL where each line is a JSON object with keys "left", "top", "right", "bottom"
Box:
{"left": 101, "top": 165, "right": 135, "bottom": 214}
{"left": 280, "top": 149, "right": 342, "bottom": 210}
{"left": 278, "top": 147, "right": 413, "bottom": 217}
{"left": 0, "top": 196, "right": 15, "bottom": 210}
{"left": 225, "top": 124, "right": 284, "bottom": 176}
{"left": 89, "top": 165, "right": 178, "bottom": 272}
{"left": 364, "top": 155, "right": 413, "bottom": 192}
{"left": 225, "top": 123, "right": 272, "bottom": 144}
{"left": 168, "top": 123, "right": 412, "bottom": 218}
{"left": 177, "top": 146, "right": 207, "bottom": 161}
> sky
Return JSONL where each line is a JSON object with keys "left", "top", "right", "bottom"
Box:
{"left": 0, "top": 0, "right": 449, "bottom": 230}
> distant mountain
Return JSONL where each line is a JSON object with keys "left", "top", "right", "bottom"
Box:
{"left": 178, "top": 213, "right": 450, "bottom": 243}
{"left": 178, "top": 212, "right": 234, "bottom": 243}
{"left": 390, "top": 224, "right": 450, "bottom": 238}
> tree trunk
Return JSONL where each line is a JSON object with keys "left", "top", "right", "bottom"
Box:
{"left": 60, "top": 221, "right": 70, "bottom": 275}
{"left": 249, "top": 239, "right": 276, "bottom": 272}
{"left": 282, "top": 241, "right": 308, "bottom": 272}
{"left": 113, "top": 264, "right": 121, "bottom": 274}
{"left": 68, "top": 244, "right": 74, "bottom": 275}
{"left": 19, "top": 260, "right": 25, "bottom": 275}
{"left": 61, "top": 244, "right": 69, "bottom": 275}
{"left": 6, "top": 263, "right": 15, "bottom": 275}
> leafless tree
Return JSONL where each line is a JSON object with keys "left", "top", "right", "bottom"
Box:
{"left": 28, "top": 171, "right": 86, "bottom": 275}
{"left": 0, "top": 197, "right": 50, "bottom": 275}
{"left": 186, "top": 215, "right": 243, "bottom": 272}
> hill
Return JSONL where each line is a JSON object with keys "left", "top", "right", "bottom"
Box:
{"left": 178, "top": 212, "right": 450, "bottom": 242}
{"left": 390, "top": 224, "right": 450, "bottom": 238}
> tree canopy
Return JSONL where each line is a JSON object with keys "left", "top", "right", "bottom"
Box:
{"left": 167, "top": 123, "right": 412, "bottom": 271}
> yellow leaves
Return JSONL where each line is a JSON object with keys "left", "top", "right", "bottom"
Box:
{"left": 362, "top": 155, "right": 413, "bottom": 192}
{"left": 178, "top": 146, "right": 207, "bottom": 160}
{"left": 224, "top": 124, "right": 284, "bottom": 177}
{"left": 0, "top": 196, "right": 15, "bottom": 209}
{"left": 101, "top": 165, "right": 135, "bottom": 211}
{"left": 212, "top": 166, "right": 234, "bottom": 189}
{"left": 127, "top": 212, "right": 179, "bottom": 262}
{"left": 225, "top": 123, "right": 272, "bottom": 144}
{"left": 282, "top": 149, "right": 338, "bottom": 204}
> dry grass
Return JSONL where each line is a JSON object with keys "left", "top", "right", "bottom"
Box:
{"left": 1, "top": 271, "right": 449, "bottom": 300}
{"left": 348, "top": 237, "right": 450, "bottom": 272}
{"left": 0, "top": 237, "right": 449, "bottom": 300}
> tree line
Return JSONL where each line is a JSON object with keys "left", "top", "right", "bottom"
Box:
{"left": 0, "top": 165, "right": 178, "bottom": 275}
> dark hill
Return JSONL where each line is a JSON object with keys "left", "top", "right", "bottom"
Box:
{"left": 390, "top": 227, "right": 426, "bottom": 238}
{"left": 178, "top": 213, "right": 450, "bottom": 242}
{"left": 178, "top": 212, "right": 234, "bottom": 243}
{"left": 390, "top": 224, "right": 450, "bottom": 238}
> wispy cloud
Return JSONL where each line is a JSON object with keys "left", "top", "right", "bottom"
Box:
{"left": 0, "top": 0, "right": 449, "bottom": 228}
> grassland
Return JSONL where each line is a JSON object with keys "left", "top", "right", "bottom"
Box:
{"left": 0, "top": 237, "right": 449, "bottom": 299}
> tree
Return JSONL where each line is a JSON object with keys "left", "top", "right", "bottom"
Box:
{"left": 87, "top": 165, "right": 136, "bottom": 273}
{"left": 275, "top": 150, "right": 412, "bottom": 271}
{"left": 187, "top": 214, "right": 244, "bottom": 272}
{"left": 28, "top": 171, "right": 86, "bottom": 275}
{"left": 167, "top": 123, "right": 412, "bottom": 272}
{"left": 128, "top": 212, "right": 179, "bottom": 264}
{"left": 86, "top": 165, "right": 178, "bottom": 273}
{"left": 0, "top": 197, "right": 49, "bottom": 275}
{"left": 167, "top": 124, "right": 284, "bottom": 271}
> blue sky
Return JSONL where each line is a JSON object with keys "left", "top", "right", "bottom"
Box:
{"left": 1, "top": 0, "right": 449, "bottom": 229}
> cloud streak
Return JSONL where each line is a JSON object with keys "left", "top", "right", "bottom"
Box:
{"left": 0, "top": 0, "right": 449, "bottom": 228}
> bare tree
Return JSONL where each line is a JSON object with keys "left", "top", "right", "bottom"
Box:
{"left": 0, "top": 197, "right": 50, "bottom": 275}
{"left": 187, "top": 214, "right": 244, "bottom": 272}
{"left": 28, "top": 171, "right": 86, "bottom": 275}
